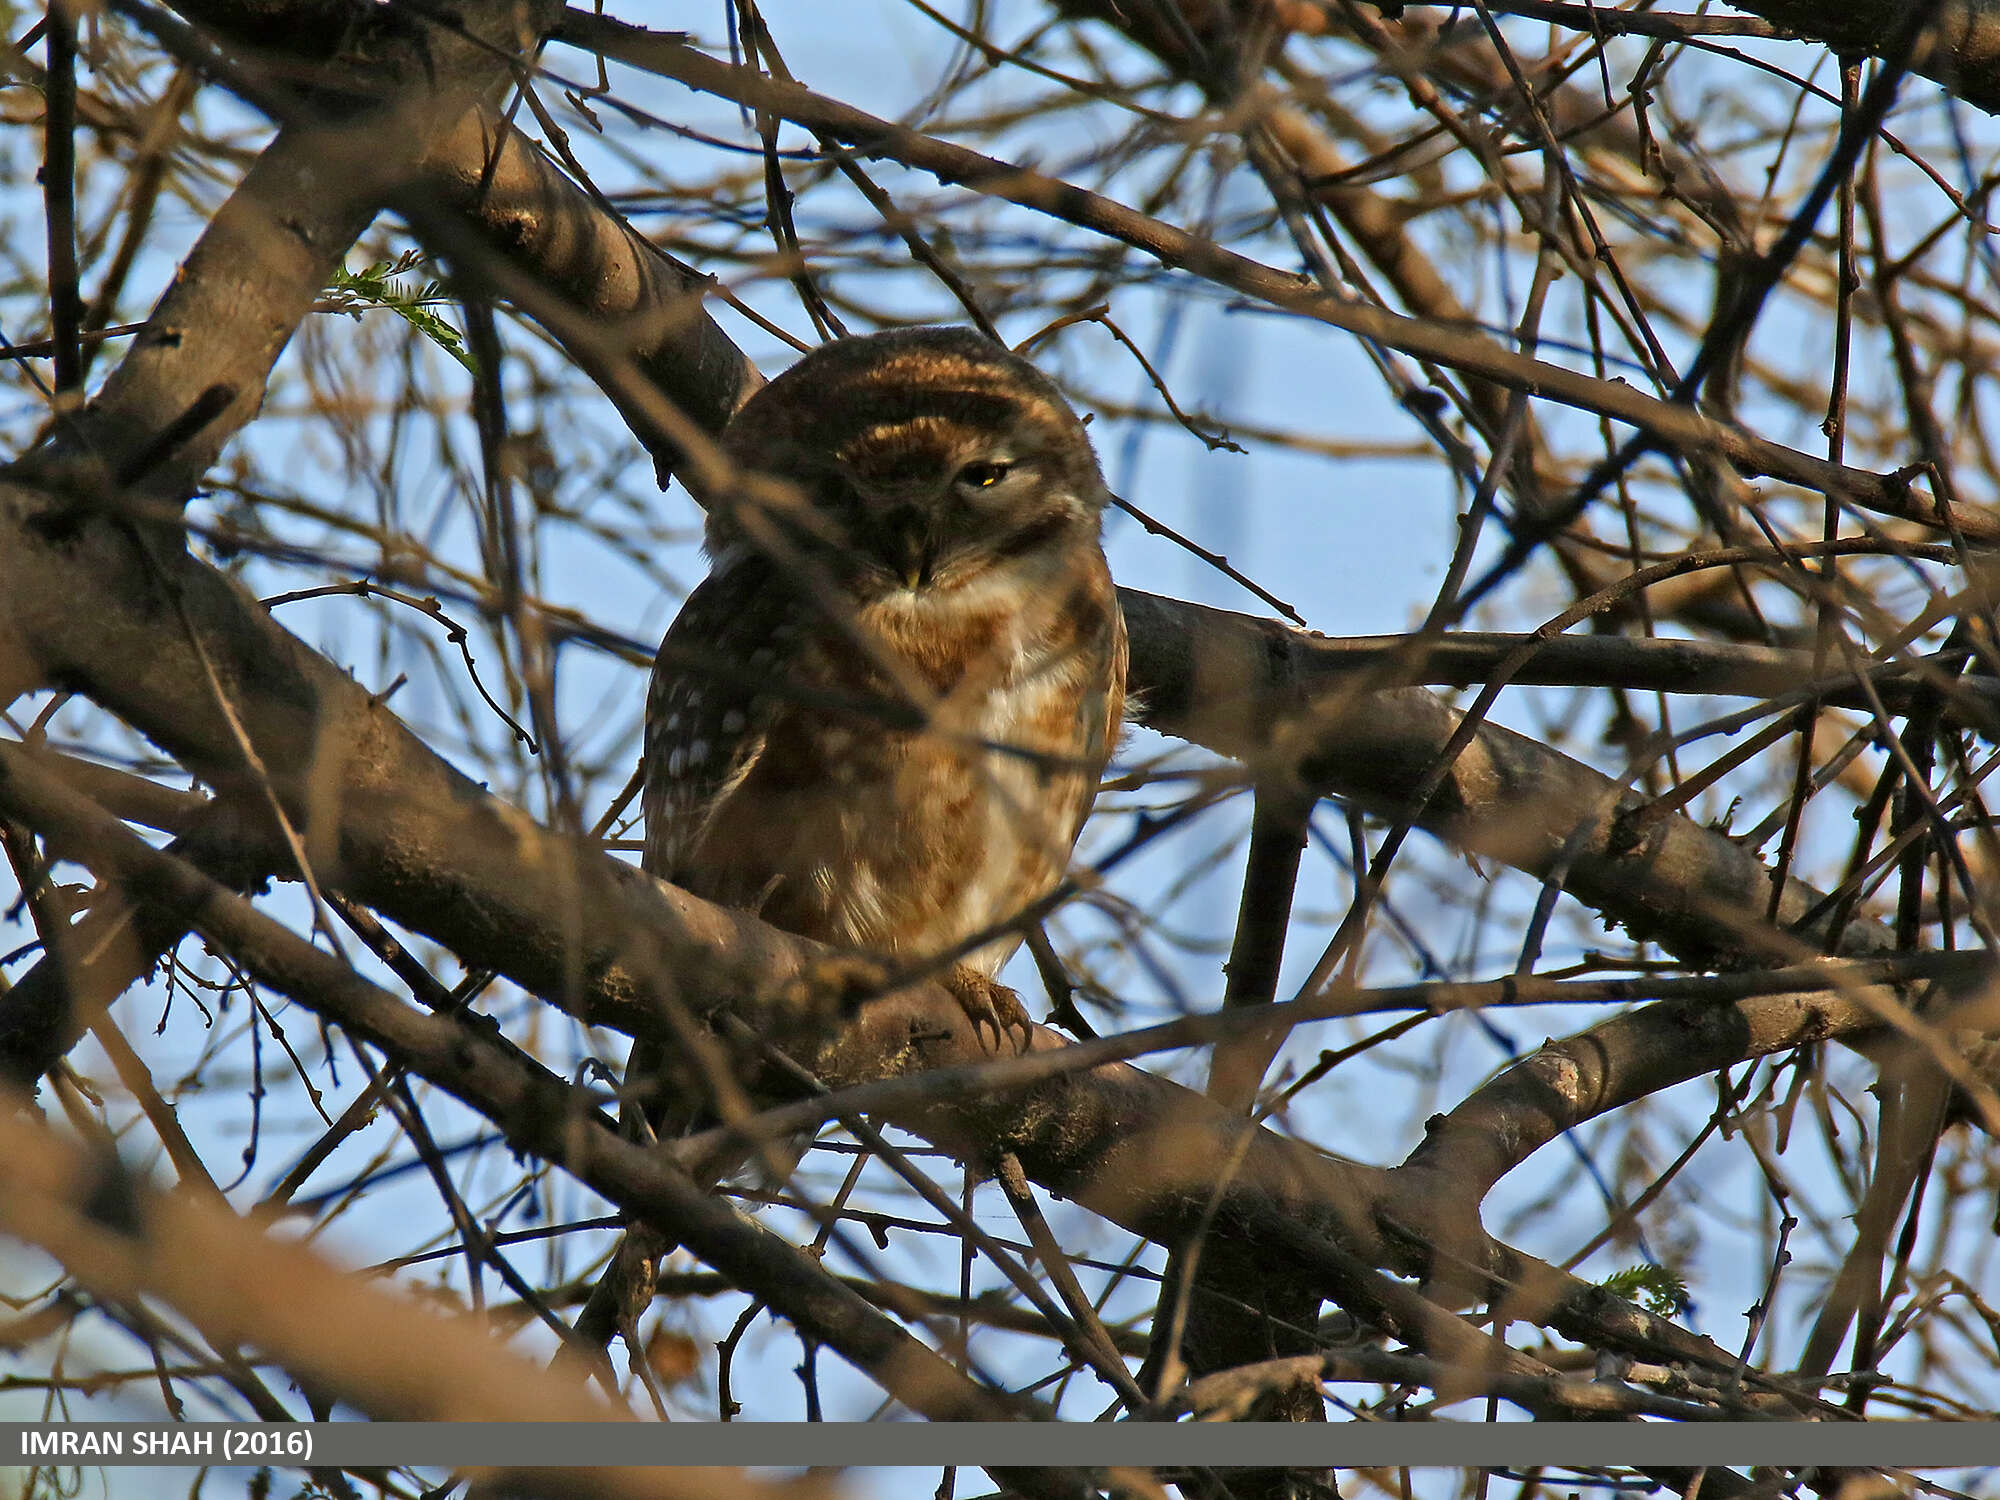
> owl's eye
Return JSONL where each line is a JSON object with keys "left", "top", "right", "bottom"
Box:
{"left": 955, "top": 461, "right": 1011, "bottom": 491}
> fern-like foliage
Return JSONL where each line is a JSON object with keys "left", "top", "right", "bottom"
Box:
{"left": 319, "top": 250, "right": 474, "bottom": 373}
{"left": 1598, "top": 1263, "right": 1691, "bottom": 1317}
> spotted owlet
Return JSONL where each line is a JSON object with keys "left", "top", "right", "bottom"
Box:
{"left": 642, "top": 326, "right": 1126, "bottom": 1046}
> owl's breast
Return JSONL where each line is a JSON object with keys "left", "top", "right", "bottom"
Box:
{"left": 686, "top": 554, "right": 1122, "bottom": 970}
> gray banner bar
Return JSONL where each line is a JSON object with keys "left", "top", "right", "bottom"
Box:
{"left": 5, "top": 1422, "right": 1998, "bottom": 1469}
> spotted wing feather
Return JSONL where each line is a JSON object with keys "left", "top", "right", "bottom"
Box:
{"left": 641, "top": 556, "right": 797, "bottom": 885}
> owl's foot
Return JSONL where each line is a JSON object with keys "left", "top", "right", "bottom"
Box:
{"left": 783, "top": 956, "right": 1031, "bottom": 1051}
{"left": 944, "top": 965, "right": 1033, "bottom": 1053}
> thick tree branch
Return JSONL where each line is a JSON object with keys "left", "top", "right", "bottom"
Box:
{"left": 1724, "top": 0, "right": 2000, "bottom": 116}
{"left": 418, "top": 103, "right": 763, "bottom": 477}
{"left": 8, "top": 0, "right": 567, "bottom": 499}
{"left": 1119, "top": 590, "right": 1899, "bottom": 967}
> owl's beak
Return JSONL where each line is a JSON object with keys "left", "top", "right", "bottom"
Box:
{"left": 873, "top": 506, "right": 935, "bottom": 590}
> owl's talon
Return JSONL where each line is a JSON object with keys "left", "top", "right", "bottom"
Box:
{"left": 945, "top": 966, "right": 1032, "bottom": 1054}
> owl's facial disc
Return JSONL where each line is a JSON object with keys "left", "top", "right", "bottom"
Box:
{"left": 836, "top": 445, "right": 1079, "bottom": 597}
{"left": 713, "top": 327, "right": 1109, "bottom": 594}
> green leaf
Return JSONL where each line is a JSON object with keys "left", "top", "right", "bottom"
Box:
{"left": 1598, "top": 1263, "right": 1690, "bottom": 1316}
{"left": 320, "top": 253, "right": 476, "bottom": 374}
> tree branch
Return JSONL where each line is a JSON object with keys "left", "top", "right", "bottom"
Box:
{"left": 8, "top": 0, "right": 568, "bottom": 499}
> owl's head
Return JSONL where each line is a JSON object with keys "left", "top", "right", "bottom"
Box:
{"left": 712, "top": 327, "right": 1107, "bottom": 599}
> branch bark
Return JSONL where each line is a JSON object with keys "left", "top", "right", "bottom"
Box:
{"left": 1726, "top": 0, "right": 2000, "bottom": 116}
{"left": 12, "top": 0, "right": 567, "bottom": 498}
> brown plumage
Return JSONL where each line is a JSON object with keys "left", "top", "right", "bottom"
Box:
{"left": 643, "top": 326, "right": 1126, "bottom": 1041}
